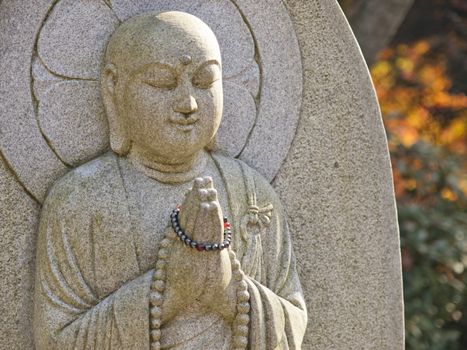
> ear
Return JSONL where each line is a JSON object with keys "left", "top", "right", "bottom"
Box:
{"left": 101, "top": 63, "right": 131, "bottom": 155}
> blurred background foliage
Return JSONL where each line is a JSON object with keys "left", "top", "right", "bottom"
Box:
{"left": 339, "top": 0, "right": 467, "bottom": 349}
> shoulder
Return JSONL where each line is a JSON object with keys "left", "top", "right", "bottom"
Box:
{"left": 43, "top": 152, "right": 122, "bottom": 212}
{"left": 211, "top": 152, "right": 282, "bottom": 207}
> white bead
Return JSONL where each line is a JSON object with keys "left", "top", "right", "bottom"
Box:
{"left": 236, "top": 314, "right": 250, "bottom": 326}
{"left": 160, "top": 238, "right": 171, "bottom": 248}
{"left": 237, "top": 302, "right": 250, "bottom": 314}
{"left": 235, "top": 325, "right": 249, "bottom": 336}
{"left": 155, "top": 260, "right": 167, "bottom": 270}
{"left": 150, "top": 341, "right": 161, "bottom": 350}
{"left": 231, "top": 259, "right": 241, "bottom": 270}
{"left": 151, "top": 329, "right": 161, "bottom": 341}
{"left": 150, "top": 306, "right": 162, "bottom": 319}
{"left": 150, "top": 293, "right": 163, "bottom": 307}
{"left": 158, "top": 249, "right": 169, "bottom": 259}
{"left": 234, "top": 271, "right": 244, "bottom": 282}
{"left": 154, "top": 269, "right": 165, "bottom": 280}
{"left": 152, "top": 280, "right": 165, "bottom": 292}
{"left": 151, "top": 318, "right": 161, "bottom": 329}
{"left": 233, "top": 335, "right": 248, "bottom": 348}
{"left": 237, "top": 290, "right": 249, "bottom": 302}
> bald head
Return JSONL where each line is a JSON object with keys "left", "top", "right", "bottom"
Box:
{"left": 104, "top": 11, "right": 222, "bottom": 75}
{"left": 101, "top": 11, "right": 224, "bottom": 158}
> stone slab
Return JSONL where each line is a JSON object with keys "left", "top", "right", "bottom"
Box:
{"left": 0, "top": 0, "right": 404, "bottom": 348}
{"left": 275, "top": 0, "right": 404, "bottom": 348}
{"left": 0, "top": 155, "right": 39, "bottom": 349}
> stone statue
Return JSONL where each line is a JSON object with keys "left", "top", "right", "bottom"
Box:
{"left": 33, "top": 11, "right": 307, "bottom": 349}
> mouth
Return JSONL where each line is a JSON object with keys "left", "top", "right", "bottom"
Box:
{"left": 170, "top": 117, "right": 199, "bottom": 132}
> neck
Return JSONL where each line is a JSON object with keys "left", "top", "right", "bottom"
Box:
{"left": 127, "top": 145, "right": 208, "bottom": 184}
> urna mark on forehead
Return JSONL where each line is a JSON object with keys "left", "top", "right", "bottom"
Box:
{"left": 105, "top": 11, "right": 222, "bottom": 73}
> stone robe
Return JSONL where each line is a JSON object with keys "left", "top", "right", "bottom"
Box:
{"left": 34, "top": 152, "right": 307, "bottom": 349}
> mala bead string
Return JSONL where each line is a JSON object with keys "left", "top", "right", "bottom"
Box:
{"left": 170, "top": 208, "right": 232, "bottom": 252}
{"left": 229, "top": 250, "right": 250, "bottom": 350}
{"left": 149, "top": 233, "right": 175, "bottom": 350}
{"left": 152, "top": 209, "right": 250, "bottom": 349}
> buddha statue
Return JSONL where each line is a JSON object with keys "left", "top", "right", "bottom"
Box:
{"left": 33, "top": 11, "right": 307, "bottom": 349}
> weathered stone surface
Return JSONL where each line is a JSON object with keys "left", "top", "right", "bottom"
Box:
{"left": 38, "top": 81, "right": 109, "bottom": 166}
{"left": 0, "top": 1, "right": 404, "bottom": 349}
{"left": 0, "top": 0, "right": 302, "bottom": 201}
{"left": 38, "top": 0, "right": 119, "bottom": 79}
{"left": 235, "top": 0, "right": 303, "bottom": 181}
{"left": 33, "top": 12, "right": 307, "bottom": 349}
{"left": 0, "top": 156, "right": 39, "bottom": 349}
{"left": 0, "top": 0, "right": 68, "bottom": 203}
{"left": 217, "top": 81, "right": 256, "bottom": 157}
{"left": 110, "top": 0, "right": 255, "bottom": 79}
{"left": 32, "top": 57, "right": 64, "bottom": 102}
{"left": 275, "top": 0, "right": 404, "bottom": 348}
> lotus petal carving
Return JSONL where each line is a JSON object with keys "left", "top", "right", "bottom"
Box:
{"left": 38, "top": 81, "right": 109, "bottom": 166}
{"left": 38, "top": 0, "right": 119, "bottom": 80}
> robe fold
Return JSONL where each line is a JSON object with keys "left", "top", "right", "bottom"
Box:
{"left": 34, "top": 152, "right": 307, "bottom": 349}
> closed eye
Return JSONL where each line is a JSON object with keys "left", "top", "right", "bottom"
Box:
{"left": 192, "top": 62, "right": 221, "bottom": 89}
{"left": 141, "top": 66, "right": 178, "bottom": 89}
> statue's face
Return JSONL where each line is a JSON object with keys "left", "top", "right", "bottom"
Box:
{"left": 104, "top": 12, "right": 223, "bottom": 160}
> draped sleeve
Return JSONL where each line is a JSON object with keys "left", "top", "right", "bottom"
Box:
{"left": 244, "top": 170, "right": 307, "bottom": 349}
{"left": 212, "top": 153, "right": 308, "bottom": 349}
{"left": 242, "top": 172, "right": 307, "bottom": 350}
{"left": 33, "top": 155, "right": 152, "bottom": 349}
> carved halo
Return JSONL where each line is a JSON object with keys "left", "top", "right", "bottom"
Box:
{"left": 0, "top": 0, "right": 302, "bottom": 202}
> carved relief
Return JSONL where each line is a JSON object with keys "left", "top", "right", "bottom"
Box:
{"left": 33, "top": 11, "right": 307, "bottom": 349}
{"left": 33, "top": 0, "right": 260, "bottom": 166}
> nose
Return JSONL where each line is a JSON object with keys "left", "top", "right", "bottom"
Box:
{"left": 173, "top": 94, "right": 198, "bottom": 116}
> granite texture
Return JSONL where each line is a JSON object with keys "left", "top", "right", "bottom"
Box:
{"left": 0, "top": 0, "right": 67, "bottom": 202}
{"left": 0, "top": 0, "right": 301, "bottom": 203}
{"left": 38, "top": 0, "right": 120, "bottom": 80}
{"left": 276, "top": 0, "right": 405, "bottom": 348}
{"left": 0, "top": 156, "right": 38, "bottom": 350}
{"left": 0, "top": 0, "right": 404, "bottom": 349}
{"left": 38, "top": 81, "right": 109, "bottom": 166}
{"left": 33, "top": 11, "right": 307, "bottom": 349}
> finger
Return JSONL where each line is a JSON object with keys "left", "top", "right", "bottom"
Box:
{"left": 206, "top": 188, "right": 218, "bottom": 202}
{"left": 207, "top": 201, "right": 224, "bottom": 243}
{"left": 192, "top": 202, "right": 210, "bottom": 242}
{"left": 198, "top": 188, "right": 210, "bottom": 202}
{"left": 185, "top": 191, "right": 204, "bottom": 235}
{"left": 193, "top": 177, "right": 204, "bottom": 190}
{"left": 203, "top": 176, "right": 214, "bottom": 189}
{"left": 179, "top": 194, "right": 191, "bottom": 229}
{"left": 179, "top": 178, "right": 203, "bottom": 228}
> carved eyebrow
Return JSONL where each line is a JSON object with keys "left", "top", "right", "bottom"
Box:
{"left": 135, "top": 62, "right": 177, "bottom": 76}
{"left": 193, "top": 59, "right": 221, "bottom": 73}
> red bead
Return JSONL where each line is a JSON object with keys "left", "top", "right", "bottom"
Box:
{"left": 197, "top": 244, "right": 205, "bottom": 251}
{"left": 224, "top": 222, "right": 231, "bottom": 229}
